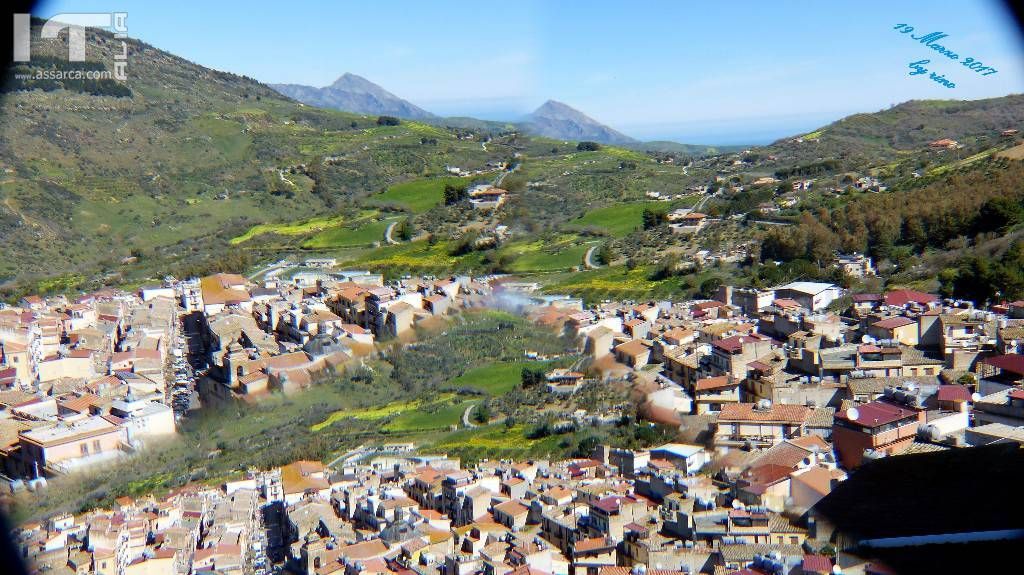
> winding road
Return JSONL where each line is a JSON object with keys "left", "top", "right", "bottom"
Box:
{"left": 384, "top": 221, "right": 399, "bottom": 244}
{"left": 462, "top": 404, "right": 479, "bottom": 428}
{"left": 584, "top": 245, "right": 600, "bottom": 269}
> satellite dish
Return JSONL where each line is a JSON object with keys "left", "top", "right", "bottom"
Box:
{"left": 846, "top": 407, "right": 860, "bottom": 421}
{"left": 971, "top": 392, "right": 982, "bottom": 402}
{"left": 731, "top": 499, "right": 745, "bottom": 509}
{"left": 833, "top": 566, "right": 843, "bottom": 575}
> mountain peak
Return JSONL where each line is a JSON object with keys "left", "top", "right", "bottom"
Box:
{"left": 525, "top": 100, "right": 636, "bottom": 144}
{"left": 330, "top": 73, "right": 378, "bottom": 92}
{"left": 271, "top": 74, "right": 434, "bottom": 119}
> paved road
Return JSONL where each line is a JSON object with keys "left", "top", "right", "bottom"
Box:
{"left": 584, "top": 245, "right": 600, "bottom": 269}
{"left": 326, "top": 444, "right": 366, "bottom": 469}
{"left": 462, "top": 404, "right": 479, "bottom": 428}
{"left": 247, "top": 260, "right": 287, "bottom": 281}
{"left": 748, "top": 219, "right": 794, "bottom": 226}
{"left": 494, "top": 162, "right": 518, "bottom": 187}
{"left": 384, "top": 221, "right": 399, "bottom": 244}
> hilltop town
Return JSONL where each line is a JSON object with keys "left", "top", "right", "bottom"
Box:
{"left": 4, "top": 252, "right": 1024, "bottom": 574}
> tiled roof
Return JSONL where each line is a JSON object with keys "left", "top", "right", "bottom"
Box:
{"left": 718, "top": 403, "right": 810, "bottom": 424}
{"left": 982, "top": 354, "right": 1024, "bottom": 376}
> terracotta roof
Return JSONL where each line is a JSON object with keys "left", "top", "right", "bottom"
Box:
{"left": 936, "top": 384, "right": 971, "bottom": 403}
{"left": 872, "top": 316, "right": 916, "bottom": 329}
{"left": 713, "top": 333, "right": 769, "bottom": 353}
{"left": 573, "top": 536, "right": 615, "bottom": 553}
{"left": 614, "top": 339, "right": 649, "bottom": 357}
{"left": 835, "top": 400, "right": 917, "bottom": 427}
{"left": 695, "top": 376, "right": 736, "bottom": 391}
{"left": 718, "top": 403, "right": 810, "bottom": 424}
{"left": 493, "top": 500, "right": 529, "bottom": 517}
{"left": 883, "top": 289, "right": 938, "bottom": 307}
{"left": 802, "top": 554, "right": 833, "bottom": 574}
{"left": 982, "top": 354, "right": 1024, "bottom": 376}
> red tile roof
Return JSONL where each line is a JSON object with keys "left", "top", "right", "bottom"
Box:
{"left": 718, "top": 403, "right": 810, "bottom": 424}
{"left": 835, "top": 401, "right": 917, "bottom": 427}
{"left": 872, "top": 316, "right": 916, "bottom": 329}
{"left": 936, "top": 384, "right": 971, "bottom": 403}
{"left": 695, "top": 376, "right": 736, "bottom": 391}
{"left": 982, "top": 354, "right": 1024, "bottom": 376}
{"left": 802, "top": 554, "right": 833, "bottom": 574}
{"left": 883, "top": 289, "right": 938, "bottom": 307}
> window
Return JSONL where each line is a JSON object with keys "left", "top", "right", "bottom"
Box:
{"left": 81, "top": 443, "right": 90, "bottom": 455}
{"left": 94, "top": 439, "right": 102, "bottom": 452}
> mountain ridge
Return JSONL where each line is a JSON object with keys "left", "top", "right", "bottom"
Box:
{"left": 522, "top": 99, "right": 637, "bottom": 145}
{"left": 271, "top": 73, "right": 435, "bottom": 120}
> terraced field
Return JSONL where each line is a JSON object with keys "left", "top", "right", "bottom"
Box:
{"left": 369, "top": 176, "right": 476, "bottom": 213}
{"left": 445, "top": 361, "right": 552, "bottom": 395}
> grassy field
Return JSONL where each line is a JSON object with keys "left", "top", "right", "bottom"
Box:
{"left": 343, "top": 240, "right": 485, "bottom": 275}
{"left": 370, "top": 176, "right": 474, "bottom": 213}
{"left": 445, "top": 360, "right": 552, "bottom": 395}
{"left": 302, "top": 217, "right": 396, "bottom": 249}
{"left": 310, "top": 398, "right": 429, "bottom": 432}
{"left": 571, "top": 202, "right": 664, "bottom": 237}
{"left": 544, "top": 265, "right": 700, "bottom": 302}
{"left": 500, "top": 237, "right": 593, "bottom": 272}
{"left": 428, "top": 423, "right": 567, "bottom": 462}
{"left": 382, "top": 399, "right": 472, "bottom": 432}
{"left": 229, "top": 213, "right": 347, "bottom": 245}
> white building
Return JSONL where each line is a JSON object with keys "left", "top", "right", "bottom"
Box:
{"left": 773, "top": 282, "right": 844, "bottom": 312}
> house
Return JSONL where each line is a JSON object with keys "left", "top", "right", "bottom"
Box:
{"left": 882, "top": 289, "right": 938, "bottom": 308}
{"left": 280, "top": 460, "right": 331, "bottom": 505}
{"left": 703, "top": 333, "right": 775, "bottom": 380}
{"left": 572, "top": 537, "right": 617, "bottom": 575}
{"left": 973, "top": 388, "right": 1024, "bottom": 428}
{"left": 928, "top": 138, "right": 959, "bottom": 149}
{"left": 649, "top": 443, "right": 708, "bottom": 474}
{"left": 18, "top": 416, "right": 128, "bottom": 476}
{"left": 668, "top": 212, "right": 708, "bottom": 235}
{"left": 717, "top": 286, "right": 776, "bottom": 315}
{"left": 199, "top": 273, "right": 252, "bottom": 316}
{"left": 773, "top": 282, "right": 844, "bottom": 312}
{"left": 492, "top": 500, "right": 530, "bottom": 531}
{"left": 867, "top": 317, "right": 918, "bottom": 346}
{"left": 714, "top": 403, "right": 811, "bottom": 450}
{"left": 831, "top": 401, "right": 924, "bottom": 469}
{"left": 613, "top": 339, "right": 651, "bottom": 368}
{"left": 835, "top": 254, "right": 874, "bottom": 278}
{"left": 469, "top": 186, "right": 508, "bottom": 210}
{"left": 691, "top": 376, "right": 740, "bottom": 414}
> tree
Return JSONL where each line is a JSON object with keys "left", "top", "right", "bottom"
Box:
{"left": 473, "top": 403, "right": 491, "bottom": 424}
{"left": 595, "top": 243, "right": 614, "bottom": 266}
{"left": 376, "top": 115, "right": 401, "bottom": 126}
{"left": 576, "top": 141, "right": 601, "bottom": 151}
{"left": 521, "top": 367, "right": 546, "bottom": 387}
{"left": 641, "top": 208, "right": 667, "bottom": 230}
{"left": 396, "top": 217, "right": 415, "bottom": 241}
{"left": 699, "top": 277, "right": 722, "bottom": 299}
{"left": 443, "top": 183, "right": 468, "bottom": 205}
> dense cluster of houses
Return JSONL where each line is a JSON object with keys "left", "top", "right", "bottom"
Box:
{"left": 188, "top": 268, "right": 493, "bottom": 397}
{"left": 0, "top": 265, "right": 496, "bottom": 483}
{"left": 530, "top": 278, "right": 1024, "bottom": 481}
{"left": 8, "top": 262, "right": 1024, "bottom": 575}
{"left": 0, "top": 289, "right": 178, "bottom": 483}
{"left": 16, "top": 439, "right": 858, "bottom": 575}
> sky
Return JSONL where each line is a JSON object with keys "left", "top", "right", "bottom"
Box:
{"left": 37, "top": 0, "right": 1024, "bottom": 144}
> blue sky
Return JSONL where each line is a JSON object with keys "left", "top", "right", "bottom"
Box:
{"left": 37, "top": 0, "right": 1024, "bottom": 144}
